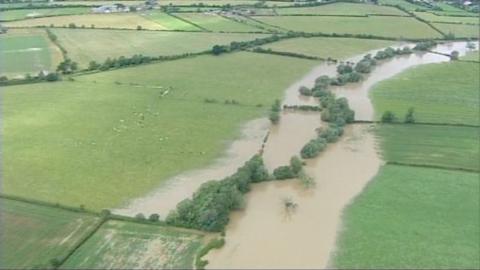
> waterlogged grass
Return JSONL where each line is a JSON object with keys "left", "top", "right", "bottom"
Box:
{"left": 0, "top": 7, "right": 90, "bottom": 21}
{"left": 4, "top": 13, "right": 166, "bottom": 30}
{"left": 334, "top": 165, "right": 480, "bottom": 269}
{"left": 0, "top": 198, "right": 99, "bottom": 269}
{"left": 277, "top": 2, "right": 407, "bottom": 16}
{"left": 61, "top": 220, "right": 205, "bottom": 269}
{"left": 2, "top": 52, "right": 317, "bottom": 210}
{"left": 433, "top": 22, "right": 480, "bottom": 38}
{"left": 262, "top": 37, "right": 395, "bottom": 60}
{"left": 52, "top": 28, "right": 266, "bottom": 67}
{"left": 375, "top": 124, "right": 479, "bottom": 171}
{"left": 0, "top": 29, "right": 61, "bottom": 76}
{"left": 174, "top": 12, "right": 263, "bottom": 32}
{"left": 255, "top": 16, "right": 441, "bottom": 38}
{"left": 414, "top": 12, "right": 479, "bottom": 24}
{"left": 371, "top": 61, "right": 479, "bottom": 125}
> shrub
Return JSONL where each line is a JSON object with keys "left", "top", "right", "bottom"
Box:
{"left": 404, "top": 107, "right": 415, "bottom": 123}
{"left": 381, "top": 111, "right": 396, "bottom": 123}
{"left": 135, "top": 213, "right": 146, "bottom": 220}
{"left": 290, "top": 156, "right": 303, "bottom": 175}
{"left": 337, "top": 63, "right": 353, "bottom": 74}
{"left": 299, "top": 86, "right": 312, "bottom": 96}
{"left": 148, "top": 213, "right": 160, "bottom": 222}
{"left": 273, "top": 165, "right": 295, "bottom": 180}
{"left": 300, "top": 138, "right": 327, "bottom": 159}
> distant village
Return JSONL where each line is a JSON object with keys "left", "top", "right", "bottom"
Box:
{"left": 91, "top": 0, "right": 159, "bottom": 13}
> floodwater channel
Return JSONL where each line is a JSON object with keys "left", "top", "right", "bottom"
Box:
{"left": 115, "top": 41, "right": 475, "bottom": 267}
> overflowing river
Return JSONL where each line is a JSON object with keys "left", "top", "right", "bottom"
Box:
{"left": 115, "top": 42, "right": 475, "bottom": 266}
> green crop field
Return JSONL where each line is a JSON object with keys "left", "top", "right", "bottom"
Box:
{"left": 0, "top": 29, "right": 62, "bottom": 77}
{"left": 52, "top": 28, "right": 266, "bottom": 67}
{"left": 414, "top": 12, "right": 479, "bottom": 24}
{"left": 378, "top": 0, "right": 429, "bottom": 11}
{"left": 4, "top": 13, "right": 167, "bottom": 30}
{"left": 0, "top": 198, "right": 99, "bottom": 269}
{"left": 371, "top": 61, "right": 479, "bottom": 125}
{"left": 254, "top": 16, "right": 441, "bottom": 38}
{"left": 433, "top": 22, "right": 480, "bottom": 38}
{"left": 334, "top": 165, "right": 480, "bottom": 269}
{"left": 61, "top": 220, "right": 206, "bottom": 269}
{"left": 0, "top": 7, "right": 91, "bottom": 21}
{"left": 1, "top": 52, "right": 317, "bottom": 210}
{"left": 140, "top": 11, "right": 200, "bottom": 30}
{"left": 261, "top": 37, "right": 395, "bottom": 60}
{"left": 174, "top": 12, "right": 263, "bottom": 32}
{"left": 462, "top": 50, "right": 479, "bottom": 61}
{"left": 276, "top": 2, "right": 407, "bottom": 16}
{"left": 375, "top": 124, "right": 479, "bottom": 171}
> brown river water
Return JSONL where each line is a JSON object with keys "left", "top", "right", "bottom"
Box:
{"left": 115, "top": 41, "right": 475, "bottom": 267}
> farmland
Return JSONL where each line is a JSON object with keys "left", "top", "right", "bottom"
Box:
{"left": 371, "top": 60, "right": 480, "bottom": 125}
{"left": 261, "top": 37, "right": 395, "bottom": 60}
{"left": 1, "top": 52, "right": 317, "bottom": 210}
{"left": 276, "top": 2, "right": 407, "bottom": 16}
{"left": 0, "top": 7, "right": 90, "bottom": 21}
{"left": 0, "top": 29, "right": 62, "bottom": 77}
{"left": 334, "top": 165, "right": 480, "bottom": 269}
{"left": 432, "top": 22, "right": 480, "bottom": 38}
{"left": 254, "top": 16, "right": 442, "bottom": 38}
{"left": 174, "top": 12, "right": 264, "bottom": 32}
{"left": 375, "top": 124, "right": 479, "bottom": 171}
{"left": 0, "top": 198, "right": 99, "bottom": 269}
{"left": 51, "top": 28, "right": 266, "bottom": 67}
{"left": 414, "top": 12, "right": 480, "bottom": 24}
{"left": 61, "top": 220, "right": 206, "bottom": 269}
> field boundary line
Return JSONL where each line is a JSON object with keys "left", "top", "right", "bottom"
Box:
{"left": 352, "top": 120, "right": 480, "bottom": 128}
{"left": 386, "top": 161, "right": 480, "bottom": 173}
{"left": 166, "top": 13, "right": 211, "bottom": 32}
{"left": 218, "top": 14, "right": 273, "bottom": 33}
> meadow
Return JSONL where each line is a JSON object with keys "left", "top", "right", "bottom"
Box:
{"left": 61, "top": 220, "right": 206, "bottom": 269}
{"left": 414, "top": 12, "right": 480, "bottom": 24}
{"left": 462, "top": 50, "right": 479, "bottom": 61}
{"left": 0, "top": 29, "right": 62, "bottom": 77}
{"left": 432, "top": 22, "right": 480, "bottom": 38}
{"left": 334, "top": 165, "right": 480, "bottom": 269}
{"left": 254, "top": 16, "right": 442, "bottom": 38}
{"left": 378, "top": 0, "right": 427, "bottom": 11}
{"left": 174, "top": 12, "right": 264, "bottom": 32}
{"left": 261, "top": 37, "right": 395, "bottom": 60}
{"left": 0, "top": 198, "right": 99, "bottom": 269}
{"left": 140, "top": 11, "right": 200, "bottom": 30}
{"left": 52, "top": 28, "right": 266, "bottom": 67}
{"left": 0, "top": 7, "right": 90, "bottom": 21}
{"left": 276, "top": 2, "right": 407, "bottom": 16}
{"left": 4, "top": 13, "right": 167, "bottom": 30}
{"left": 371, "top": 61, "right": 479, "bottom": 125}
{"left": 375, "top": 124, "right": 479, "bottom": 171}
{"left": 1, "top": 52, "right": 318, "bottom": 210}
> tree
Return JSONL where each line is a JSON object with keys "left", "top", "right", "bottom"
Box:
{"left": 273, "top": 165, "right": 295, "bottom": 180}
{"left": 137, "top": 25, "right": 142, "bottom": 30}
{"left": 88, "top": 61, "right": 99, "bottom": 70}
{"left": 381, "top": 111, "right": 396, "bottom": 123}
{"left": 337, "top": 63, "right": 353, "bottom": 74}
{"left": 450, "top": 50, "right": 459, "bottom": 60}
{"left": 298, "top": 86, "right": 312, "bottom": 96}
{"left": 404, "top": 107, "right": 415, "bottom": 123}
{"left": 135, "top": 213, "right": 146, "bottom": 220}
{"left": 269, "top": 111, "right": 280, "bottom": 124}
{"left": 148, "top": 213, "right": 160, "bottom": 222}
{"left": 68, "top": 23, "right": 76, "bottom": 28}
{"left": 290, "top": 156, "right": 303, "bottom": 175}
{"left": 300, "top": 138, "right": 327, "bottom": 159}
{"left": 212, "top": 45, "right": 228, "bottom": 55}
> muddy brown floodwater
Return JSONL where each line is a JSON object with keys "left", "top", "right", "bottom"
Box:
{"left": 115, "top": 42, "right": 475, "bottom": 267}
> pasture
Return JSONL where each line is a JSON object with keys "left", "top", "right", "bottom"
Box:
{"left": 0, "top": 7, "right": 90, "bottom": 21}
{"left": 1, "top": 52, "right": 317, "bottom": 210}
{"left": 462, "top": 50, "right": 479, "bottom": 61}
{"left": 276, "top": 2, "right": 407, "bottom": 16}
{"left": 261, "top": 37, "right": 395, "bottom": 60}
{"left": 52, "top": 28, "right": 266, "bottom": 67}
{"left": 4, "top": 13, "right": 167, "bottom": 30}
{"left": 371, "top": 61, "right": 479, "bottom": 125}
{"left": 432, "top": 22, "right": 480, "bottom": 38}
{"left": 414, "top": 12, "right": 479, "bottom": 24}
{"left": 140, "top": 11, "right": 200, "bottom": 30}
{"left": 174, "top": 12, "right": 264, "bottom": 32}
{"left": 254, "top": 16, "right": 442, "bottom": 38}
{"left": 0, "top": 29, "right": 61, "bottom": 77}
{"left": 61, "top": 220, "right": 206, "bottom": 269}
{"left": 0, "top": 198, "right": 99, "bottom": 269}
{"left": 334, "top": 165, "right": 480, "bottom": 269}
{"left": 378, "top": 0, "right": 430, "bottom": 11}
{"left": 375, "top": 124, "right": 479, "bottom": 171}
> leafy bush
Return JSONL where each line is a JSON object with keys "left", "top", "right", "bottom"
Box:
{"left": 273, "top": 165, "right": 296, "bottom": 180}
{"left": 381, "top": 111, "right": 396, "bottom": 123}
{"left": 300, "top": 138, "right": 327, "bottom": 159}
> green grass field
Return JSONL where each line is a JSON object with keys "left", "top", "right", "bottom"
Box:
{"left": 414, "top": 11, "right": 479, "bottom": 24}
{"left": 262, "top": 37, "right": 395, "bottom": 60}
{"left": 0, "top": 198, "right": 99, "bottom": 269}
{"left": 0, "top": 29, "right": 61, "bottom": 77}
{"left": 433, "top": 22, "right": 480, "bottom": 38}
{"left": 371, "top": 61, "right": 479, "bottom": 125}
{"left": 52, "top": 28, "right": 266, "bottom": 67}
{"left": 375, "top": 124, "right": 479, "bottom": 171}
{"left": 0, "top": 7, "right": 90, "bottom": 21}
{"left": 462, "top": 50, "right": 479, "bottom": 61}
{"left": 61, "top": 220, "right": 206, "bottom": 269}
{"left": 4, "top": 13, "right": 167, "bottom": 30}
{"left": 254, "top": 16, "right": 441, "bottom": 38}
{"left": 1, "top": 52, "right": 317, "bottom": 210}
{"left": 334, "top": 165, "right": 480, "bottom": 269}
{"left": 378, "top": 0, "right": 430, "bottom": 10}
{"left": 277, "top": 2, "right": 407, "bottom": 16}
{"left": 174, "top": 12, "right": 263, "bottom": 32}
{"left": 140, "top": 11, "right": 200, "bottom": 30}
